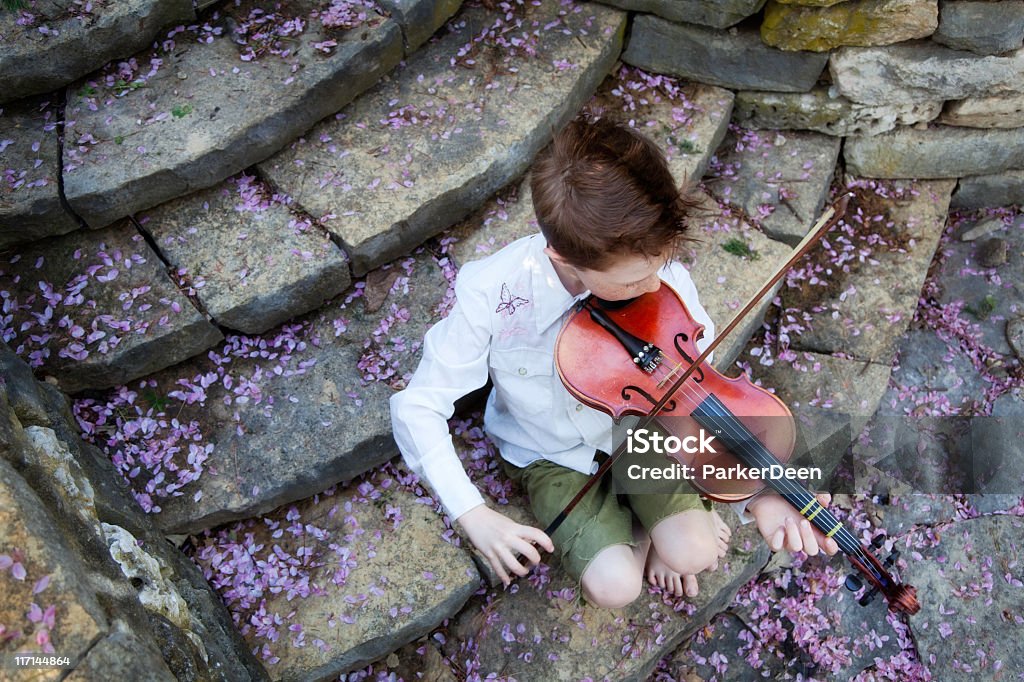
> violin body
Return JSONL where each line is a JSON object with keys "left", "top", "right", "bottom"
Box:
{"left": 553, "top": 281, "right": 921, "bottom": 616}
{"left": 555, "top": 285, "right": 796, "bottom": 502}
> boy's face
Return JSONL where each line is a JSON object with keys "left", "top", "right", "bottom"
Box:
{"left": 546, "top": 247, "right": 668, "bottom": 302}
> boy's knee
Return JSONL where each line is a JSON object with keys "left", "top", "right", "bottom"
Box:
{"left": 657, "top": 535, "right": 719, "bottom": 575}
{"left": 582, "top": 572, "right": 643, "bottom": 609}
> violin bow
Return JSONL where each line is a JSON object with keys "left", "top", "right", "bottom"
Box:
{"left": 544, "top": 193, "right": 920, "bottom": 614}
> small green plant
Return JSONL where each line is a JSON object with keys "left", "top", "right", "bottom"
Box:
{"left": 112, "top": 79, "right": 144, "bottom": 95}
{"left": 141, "top": 388, "right": 170, "bottom": 413}
{"left": 965, "top": 294, "right": 997, "bottom": 321}
{"left": 171, "top": 104, "right": 193, "bottom": 119}
{"left": 78, "top": 85, "right": 98, "bottom": 98}
{"left": 667, "top": 134, "right": 698, "bottom": 154}
{"left": 3, "top": 0, "right": 26, "bottom": 12}
{"left": 114, "top": 135, "right": 124, "bottom": 145}
{"left": 722, "top": 238, "right": 760, "bottom": 260}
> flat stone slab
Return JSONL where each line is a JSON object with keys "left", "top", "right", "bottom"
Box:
{"left": 624, "top": 15, "right": 829, "bottom": 93}
{"left": 830, "top": 43, "right": 1024, "bottom": 105}
{"left": 845, "top": 125, "right": 1024, "bottom": 179}
{"left": 932, "top": 0, "right": 1024, "bottom": 55}
{"left": 0, "top": 0, "right": 195, "bottom": 103}
{"left": 139, "top": 174, "right": 352, "bottom": 334}
{"left": 0, "top": 96, "right": 80, "bottom": 248}
{"left": 445, "top": 520, "right": 768, "bottom": 681}
{"left": 952, "top": 171, "right": 1024, "bottom": 209}
{"left": 932, "top": 213, "right": 1024, "bottom": 359}
{"left": 785, "top": 179, "right": 956, "bottom": 363}
{"left": 734, "top": 87, "right": 942, "bottom": 137}
{"left": 939, "top": 93, "right": 1024, "bottom": 129}
{"left": 761, "top": 0, "right": 937, "bottom": 52}
{"left": 596, "top": 0, "right": 766, "bottom": 28}
{"left": 190, "top": 468, "right": 479, "bottom": 679}
{"left": 590, "top": 67, "right": 734, "bottom": 187}
{"left": 63, "top": 0, "right": 405, "bottom": 229}
{"left": 705, "top": 128, "right": 840, "bottom": 245}
{"left": 0, "top": 221, "right": 223, "bottom": 394}
{"left": 260, "top": 0, "right": 627, "bottom": 276}
{"left": 0, "top": 457, "right": 108, "bottom": 669}
{"left": 127, "top": 250, "right": 450, "bottom": 534}
{"left": 906, "top": 515, "right": 1024, "bottom": 680}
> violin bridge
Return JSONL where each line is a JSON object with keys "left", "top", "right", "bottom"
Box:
{"left": 657, "top": 360, "right": 685, "bottom": 388}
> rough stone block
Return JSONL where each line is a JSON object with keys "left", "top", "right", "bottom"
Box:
{"left": 952, "top": 171, "right": 1024, "bottom": 208}
{"left": 734, "top": 87, "right": 942, "bottom": 136}
{"left": 0, "top": 96, "right": 80, "bottom": 248}
{"left": 596, "top": 0, "right": 766, "bottom": 28}
{"left": 933, "top": 0, "right": 1024, "bottom": 55}
{"left": 845, "top": 125, "right": 1024, "bottom": 179}
{"left": 830, "top": 42, "right": 1024, "bottom": 105}
{"left": 762, "top": 0, "right": 937, "bottom": 52}
{"left": 786, "top": 179, "right": 956, "bottom": 363}
{"left": 0, "top": 222, "right": 223, "bottom": 393}
{"left": 0, "top": 0, "right": 195, "bottom": 103}
{"left": 0, "top": 457, "right": 108, "bottom": 667}
{"left": 140, "top": 175, "right": 351, "bottom": 334}
{"left": 706, "top": 128, "right": 840, "bottom": 245}
{"left": 260, "top": 0, "right": 627, "bottom": 276}
{"left": 624, "top": 15, "right": 829, "bottom": 92}
{"left": 63, "top": 1, "right": 404, "bottom": 229}
{"left": 939, "top": 93, "right": 1024, "bottom": 129}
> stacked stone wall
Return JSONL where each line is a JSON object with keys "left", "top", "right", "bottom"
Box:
{"left": 602, "top": 0, "right": 1024, "bottom": 208}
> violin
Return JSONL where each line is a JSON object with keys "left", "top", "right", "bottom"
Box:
{"left": 549, "top": 195, "right": 920, "bottom": 616}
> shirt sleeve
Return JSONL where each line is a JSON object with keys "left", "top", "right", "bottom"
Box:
{"left": 389, "top": 263, "right": 492, "bottom": 522}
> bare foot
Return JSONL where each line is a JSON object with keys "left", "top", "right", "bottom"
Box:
{"left": 645, "top": 543, "right": 698, "bottom": 598}
{"left": 709, "top": 509, "right": 731, "bottom": 570}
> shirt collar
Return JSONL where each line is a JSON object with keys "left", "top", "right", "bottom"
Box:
{"left": 526, "top": 233, "right": 590, "bottom": 334}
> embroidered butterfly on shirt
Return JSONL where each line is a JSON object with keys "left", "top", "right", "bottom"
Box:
{"left": 495, "top": 283, "right": 529, "bottom": 317}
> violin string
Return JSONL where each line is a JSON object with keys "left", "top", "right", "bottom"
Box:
{"left": 643, "top": 349, "right": 881, "bottom": 577}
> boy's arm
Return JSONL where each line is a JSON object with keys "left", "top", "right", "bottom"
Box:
{"left": 389, "top": 264, "right": 492, "bottom": 522}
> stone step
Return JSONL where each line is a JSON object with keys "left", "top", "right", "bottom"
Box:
{"left": 596, "top": 0, "right": 767, "bottom": 30}
{"left": 74, "top": 248, "right": 451, "bottom": 534}
{"left": 258, "top": 0, "right": 627, "bottom": 276}
{"left": 783, "top": 178, "right": 956, "bottom": 364}
{"left": 187, "top": 463, "right": 480, "bottom": 680}
{"left": 137, "top": 173, "right": 352, "bottom": 335}
{"left": 0, "top": 221, "right": 223, "bottom": 394}
{"left": 0, "top": 0, "right": 195, "bottom": 104}
{"left": 61, "top": 0, "right": 462, "bottom": 230}
{"left": 704, "top": 126, "right": 840, "bottom": 246}
{"left": 952, "top": 170, "right": 1024, "bottom": 209}
{"left": 0, "top": 96, "right": 81, "bottom": 248}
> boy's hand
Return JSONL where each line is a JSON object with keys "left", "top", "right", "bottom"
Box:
{"left": 747, "top": 491, "right": 840, "bottom": 556}
{"left": 456, "top": 504, "right": 554, "bottom": 587}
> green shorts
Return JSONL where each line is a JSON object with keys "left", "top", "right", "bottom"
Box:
{"left": 502, "top": 454, "right": 712, "bottom": 585}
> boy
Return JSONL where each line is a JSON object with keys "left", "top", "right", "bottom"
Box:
{"left": 390, "top": 115, "right": 838, "bottom": 608}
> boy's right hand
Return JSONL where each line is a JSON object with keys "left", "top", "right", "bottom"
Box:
{"left": 456, "top": 504, "right": 554, "bottom": 587}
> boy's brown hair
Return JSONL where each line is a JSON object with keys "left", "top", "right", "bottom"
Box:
{"left": 530, "top": 114, "right": 701, "bottom": 271}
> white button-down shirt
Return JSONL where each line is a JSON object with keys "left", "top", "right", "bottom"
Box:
{"left": 390, "top": 233, "right": 749, "bottom": 523}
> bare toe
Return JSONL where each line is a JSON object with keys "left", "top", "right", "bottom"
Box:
{"left": 683, "top": 574, "right": 698, "bottom": 597}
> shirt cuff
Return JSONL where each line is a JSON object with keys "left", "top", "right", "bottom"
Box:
{"left": 418, "top": 441, "right": 486, "bottom": 522}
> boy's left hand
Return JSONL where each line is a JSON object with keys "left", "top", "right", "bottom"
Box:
{"left": 747, "top": 491, "right": 840, "bottom": 556}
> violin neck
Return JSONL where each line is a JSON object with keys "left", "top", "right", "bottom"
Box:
{"left": 690, "top": 395, "right": 862, "bottom": 558}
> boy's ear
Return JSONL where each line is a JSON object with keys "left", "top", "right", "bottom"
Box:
{"left": 543, "top": 245, "right": 568, "bottom": 265}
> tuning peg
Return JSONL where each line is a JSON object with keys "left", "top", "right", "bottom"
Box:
{"left": 844, "top": 574, "right": 863, "bottom": 592}
{"left": 883, "top": 549, "right": 901, "bottom": 568}
{"left": 858, "top": 588, "right": 879, "bottom": 606}
{"left": 871, "top": 535, "right": 886, "bottom": 549}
